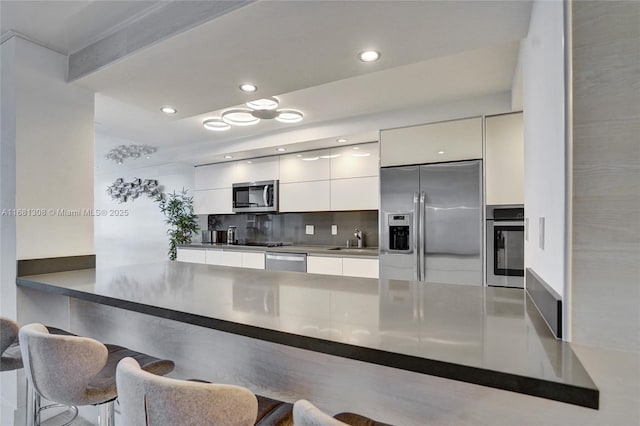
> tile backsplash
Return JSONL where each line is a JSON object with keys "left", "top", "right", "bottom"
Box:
{"left": 207, "top": 211, "right": 378, "bottom": 247}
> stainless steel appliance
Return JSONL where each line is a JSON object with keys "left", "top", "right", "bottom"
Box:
{"left": 265, "top": 252, "right": 307, "bottom": 272}
{"left": 380, "top": 160, "right": 483, "bottom": 285}
{"left": 486, "top": 205, "right": 524, "bottom": 288}
{"left": 201, "top": 229, "right": 213, "bottom": 244}
{"left": 232, "top": 180, "right": 278, "bottom": 213}
{"left": 227, "top": 226, "right": 237, "bottom": 245}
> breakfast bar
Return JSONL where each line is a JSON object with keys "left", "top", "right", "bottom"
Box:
{"left": 16, "top": 260, "right": 599, "bottom": 421}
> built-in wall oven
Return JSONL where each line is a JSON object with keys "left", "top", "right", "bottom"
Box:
{"left": 232, "top": 180, "right": 278, "bottom": 213}
{"left": 486, "top": 205, "right": 525, "bottom": 288}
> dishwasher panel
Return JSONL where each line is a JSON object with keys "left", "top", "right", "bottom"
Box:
{"left": 265, "top": 252, "right": 307, "bottom": 273}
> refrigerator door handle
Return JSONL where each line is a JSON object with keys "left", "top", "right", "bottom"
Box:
{"left": 413, "top": 192, "right": 420, "bottom": 281}
{"left": 419, "top": 192, "right": 426, "bottom": 282}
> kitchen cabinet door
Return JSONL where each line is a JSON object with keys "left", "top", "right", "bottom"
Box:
{"left": 330, "top": 177, "right": 379, "bottom": 211}
{"left": 279, "top": 181, "right": 331, "bottom": 212}
{"left": 279, "top": 149, "right": 331, "bottom": 183}
{"left": 193, "top": 188, "right": 233, "bottom": 214}
{"left": 219, "top": 251, "right": 243, "bottom": 267}
{"left": 330, "top": 142, "right": 379, "bottom": 179}
{"left": 485, "top": 112, "right": 524, "bottom": 205}
{"left": 380, "top": 117, "right": 482, "bottom": 167}
{"left": 342, "top": 258, "right": 379, "bottom": 279}
{"left": 235, "top": 156, "right": 279, "bottom": 183}
{"left": 176, "top": 248, "right": 206, "bottom": 264}
{"left": 194, "top": 162, "right": 237, "bottom": 190}
{"left": 241, "top": 252, "right": 265, "bottom": 269}
{"left": 205, "top": 249, "right": 223, "bottom": 265}
{"left": 307, "top": 256, "right": 343, "bottom": 276}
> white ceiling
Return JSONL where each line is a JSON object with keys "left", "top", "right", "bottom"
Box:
{"left": 0, "top": 1, "right": 161, "bottom": 54}
{"left": 2, "top": 0, "right": 533, "bottom": 169}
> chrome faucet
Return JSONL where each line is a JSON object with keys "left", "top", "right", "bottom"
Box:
{"left": 354, "top": 228, "right": 364, "bottom": 248}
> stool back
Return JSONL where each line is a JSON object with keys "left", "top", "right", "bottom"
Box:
{"left": 1, "top": 317, "right": 19, "bottom": 354}
{"left": 116, "top": 357, "right": 258, "bottom": 426}
{"left": 19, "top": 323, "right": 108, "bottom": 405}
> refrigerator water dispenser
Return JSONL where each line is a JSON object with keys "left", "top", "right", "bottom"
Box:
{"left": 388, "top": 214, "right": 411, "bottom": 251}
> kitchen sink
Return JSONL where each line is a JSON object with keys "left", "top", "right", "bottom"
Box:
{"left": 327, "top": 247, "right": 378, "bottom": 253}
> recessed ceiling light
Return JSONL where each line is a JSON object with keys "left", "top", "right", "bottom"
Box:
{"left": 203, "top": 118, "right": 231, "bottom": 131}
{"left": 353, "top": 146, "right": 360, "bottom": 150}
{"left": 276, "top": 148, "right": 286, "bottom": 152}
{"left": 296, "top": 154, "right": 302, "bottom": 157}
{"left": 275, "top": 110, "right": 304, "bottom": 123}
{"left": 358, "top": 50, "right": 381, "bottom": 62}
{"left": 224, "top": 155, "right": 233, "bottom": 159}
{"left": 239, "top": 83, "right": 257, "bottom": 92}
{"left": 160, "top": 106, "right": 177, "bottom": 114}
{"left": 247, "top": 97, "right": 279, "bottom": 111}
{"left": 438, "top": 151, "right": 445, "bottom": 155}
{"left": 221, "top": 109, "right": 260, "bottom": 126}
{"left": 336, "top": 138, "right": 348, "bottom": 143}
{"left": 247, "top": 161, "right": 253, "bottom": 164}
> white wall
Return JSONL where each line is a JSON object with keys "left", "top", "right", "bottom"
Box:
{"left": 521, "top": 0, "right": 566, "bottom": 297}
{"left": 14, "top": 37, "right": 95, "bottom": 260}
{"left": 95, "top": 133, "right": 199, "bottom": 268}
{"left": 0, "top": 35, "right": 95, "bottom": 422}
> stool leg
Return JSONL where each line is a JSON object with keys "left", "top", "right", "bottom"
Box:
{"left": 98, "top": 401, "right": 115, "bottom": 426}
{"left": 32, "top": 391, "right": 41, "bottom": 426}
{"left": 25, "top": 380, "right": 33, "bottom": 426}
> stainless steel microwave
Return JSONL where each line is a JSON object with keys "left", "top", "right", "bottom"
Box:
{"left": 232, "top": 180, "right": 278, "bottom": 213}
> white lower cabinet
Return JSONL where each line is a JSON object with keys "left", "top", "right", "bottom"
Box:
{"left": 307, "top": 256, "right": 343, "bottom": 276}
{"left": 342, "top": 258, "right": 379, "bottom": 279}
{"left": 176, "top": 248, "right": 206, "bottom": 264}
{"left": 241, "top": 252, "right": 265, "bottom": 269}
{"left": 307, "top": 256, "right": 379, "bottom": 278}
{"left": 205, "top": 249, "right": 264, "bottom": 269}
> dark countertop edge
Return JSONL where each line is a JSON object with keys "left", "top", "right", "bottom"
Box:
{"left": 16, "top": 277, "right": 598, "bottom": 409}
{"left": 176, "top": 244, "right": 380, "bottom": 258}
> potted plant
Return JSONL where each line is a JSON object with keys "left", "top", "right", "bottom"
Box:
{"left": 156, "top": 189, "right": 199, "bottom": 260}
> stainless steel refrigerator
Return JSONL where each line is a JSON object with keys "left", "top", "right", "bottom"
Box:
{"left": 379, "top": 160, "right": 483, "bottom": 285}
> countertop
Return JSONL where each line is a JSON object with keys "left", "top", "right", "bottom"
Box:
{"left": 17, "top": 262, "right": 598, "bottom": 408}
{"left": 177, "top": 243, "right": 380, "bottom": 258}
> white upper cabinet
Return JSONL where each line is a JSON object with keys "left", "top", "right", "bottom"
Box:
{"left": 194, "top": 162, "right": 237, "bottom": 190}
{"left": 330, "top": 142, "right": 379, "bottom": 179}
{"left": 193, "top": 188, "right": 233, "bottom": 214}
{"left": 279, "top": 149, "right": 331, "bottom": 183}
{"left": 485, "top": 112, "right": 524, "bottom": 205}
{"left": 331, "top": 177, "right": 379, "bottom": 211}
{"left": 235, "top": 157, "right": 279, "bottom": 183}
{"left": 380, "top": 117, "right": 482, "bottom": 167}
{"left": 279, "top": 180, "right": 331, "bottom": 212}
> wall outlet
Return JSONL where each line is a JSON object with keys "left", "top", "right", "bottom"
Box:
{"left": 331, "top": 225, "right": 338, "bottom": 235}
{"left": 305, "top": 225, "right": 315, "bottom": 235}
{"left": 539, "top": 217, "right": 545, "bottom": 249}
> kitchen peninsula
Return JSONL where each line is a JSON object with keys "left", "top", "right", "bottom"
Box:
{"left": 17, "top": 260, "right": 598, "bottom": 421}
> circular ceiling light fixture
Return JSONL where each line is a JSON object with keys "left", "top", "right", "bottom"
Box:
{"left": 239, "top": 83, "right": 257, "bottom": 92}
{"left": 251, "top": 109, "right": 280, "bottom": 119}
{"left": 336, "top": 138, "right": 348, "bottom": 143}
{"left": 358, "top": 50, "right": 381, "bottom": 62}
{"left": 221, "top": 109, "right": 260, "bottom": 126}
{"left": 275, "top": 109, "right": 304, "bottom": 123}
{"left": 203, "top": 118, "right": 231, "bottom": 131}
{"left": 160, "top": 106, "right": 177, "bottom": 114}
{"left": 246, "top": 97, "right": 279, "bottom": 111}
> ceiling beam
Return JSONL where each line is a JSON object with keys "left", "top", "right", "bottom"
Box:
{"left": 67, "top": 0, "right": 255, "bottom": 82}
